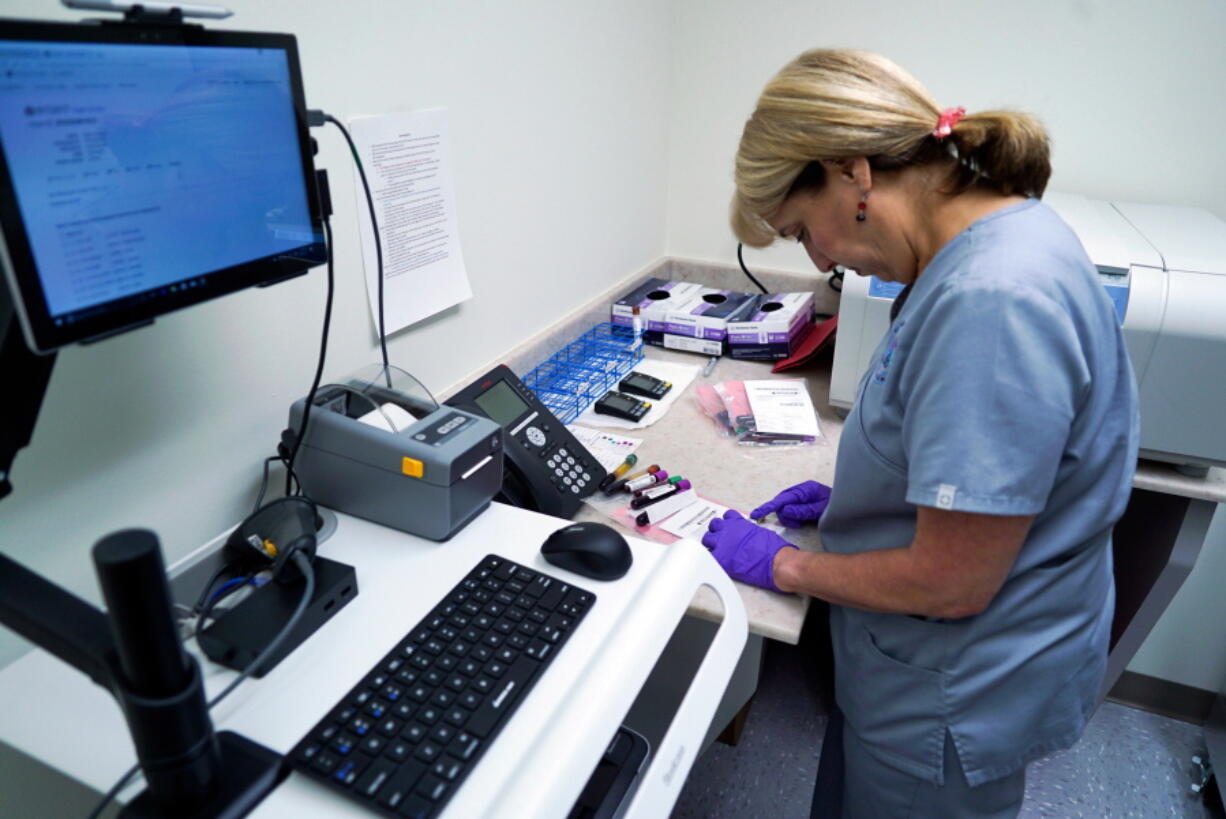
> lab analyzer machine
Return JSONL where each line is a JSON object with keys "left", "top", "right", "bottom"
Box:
{"left": 830, "top": 193, "right": 1226, "bottom": 474}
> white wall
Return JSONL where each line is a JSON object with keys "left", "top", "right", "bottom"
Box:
{"left": 661, "top": 0, "right": 1226, "bottom": 693}
{"left": 664, "top": 0, "right": 1226, "bottom": 274}
{"left": 0, "top": 0, "right": 674, "bottom": 667}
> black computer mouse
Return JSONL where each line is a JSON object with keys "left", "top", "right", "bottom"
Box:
{"left": 540, "top": 521, "right": 633, "bottom": 581}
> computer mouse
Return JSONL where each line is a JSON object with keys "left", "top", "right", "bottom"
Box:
{"left": 540, "top": 521, "right": 633, "bottom": 581}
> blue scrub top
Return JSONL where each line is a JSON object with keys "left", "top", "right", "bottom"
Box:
{"left": 819, "top": 198, "right": 1139, "bottom": 786}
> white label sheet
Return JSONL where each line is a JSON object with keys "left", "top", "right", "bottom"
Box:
{"left": 347, "top": 109, "right": 472, "bottom": 334}
{"left": 743, "top": 379, "right": 821, "bottom": 438}
{"left": 658, "top": 497, "right": 788, "bottom": 540}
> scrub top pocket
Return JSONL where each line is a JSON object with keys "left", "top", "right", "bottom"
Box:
{"left": 835, "top": 621, "right": 949, "bottom": 785}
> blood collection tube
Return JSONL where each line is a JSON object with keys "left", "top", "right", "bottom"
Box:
{"left": 632, "top": 480, "right": 691, "bottom": 505}
{"left": 624, "top": 470, "right": 667, "bottom": 492}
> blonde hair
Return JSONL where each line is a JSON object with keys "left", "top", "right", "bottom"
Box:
{"left": 732, "top": 49, "right": 1051, "bottom": 246}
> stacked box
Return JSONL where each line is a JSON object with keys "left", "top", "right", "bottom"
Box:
{"left": 657, "top": 287, "right": 759, "bottom": 356}
{"left": 612, "top": 279, "right": 757, "bottom": 355}
{"left": 726, "top": 292, "right": 816, "bottom": 360}
{"left": 611, "top": 278, "right": 705, "bottom": 340}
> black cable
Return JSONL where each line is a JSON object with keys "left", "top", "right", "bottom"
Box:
{"left": 193, "top": 575, "right": 253, "bottom": 647}
{"left": 190, "top": 563, "right": 232, "bottom": 616}
{"left": 207, "top": 552, "right": 315, "bottom": 710}
{"left": 85, "top": 763, "right": 140, "bottom": 819}
{"left": 324, "top": 115, "right": 389, "bottom": 376}
{"left": 285, "top": 217, "right": 335, "bottom": 496}
{"left": 253, "top": 455, "right": 282, "bottom": 515}
{"left": 736, "top": 243, "right": 770, "bottom": 294}
{"left": 829, "top": 265, "right": 845, "bottom": 293}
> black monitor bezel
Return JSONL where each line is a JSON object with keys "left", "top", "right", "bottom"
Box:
{"left": 0, "top": 18, "right": 328, "bottom": 354}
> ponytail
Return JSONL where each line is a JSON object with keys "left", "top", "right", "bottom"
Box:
{"left": 946, "top": 111, "right": 1050, "bottom": 198}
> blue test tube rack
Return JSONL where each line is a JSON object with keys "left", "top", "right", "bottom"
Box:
{"left": 523, "top": 323, "right": 644, "bottom": 424}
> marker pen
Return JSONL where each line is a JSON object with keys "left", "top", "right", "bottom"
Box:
{"left": 603, "top": 464, "right": 660, "bottom": 496}
{"left": 597, "top": 453, "right": 638, "bottom": 490}
{"left": 635, "top": 490, "right": 699, "bottom": 527}
{"left": 630, "top": 479, "right": 691, "bottom": 510}
{"left": 624, "top": 470, "right": 667, "bottom": 492}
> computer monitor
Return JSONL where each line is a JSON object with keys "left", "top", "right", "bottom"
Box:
{"left": 0, "top": 17, "right": 328, "bottom": 353}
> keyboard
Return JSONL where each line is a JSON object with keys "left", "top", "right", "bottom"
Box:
{"left": 289, "top": 554, "right": 595, "bottom": 817}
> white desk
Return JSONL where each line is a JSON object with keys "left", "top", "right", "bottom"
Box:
{"left": 0, "top": 503, "right": 747, "bottom": 817}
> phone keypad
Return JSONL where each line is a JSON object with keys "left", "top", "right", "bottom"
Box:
{"left": 545, "top": 448, "right": 595, "bottom": 495}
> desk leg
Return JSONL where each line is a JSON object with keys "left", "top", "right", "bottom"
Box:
{"left": 1100, "top": 490, "right": 1216, "bottom": 702}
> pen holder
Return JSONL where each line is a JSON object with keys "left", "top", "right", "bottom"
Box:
{"left": 524, "top": 323, "right": 644, "bottom": 423}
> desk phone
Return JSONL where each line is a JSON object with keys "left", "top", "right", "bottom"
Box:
{"left": 445, "top": 365, "right": 606, "bottom": 518}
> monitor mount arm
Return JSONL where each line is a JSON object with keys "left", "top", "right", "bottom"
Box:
{"left": 0, "top": 292, "right": 54, "bottom": 503}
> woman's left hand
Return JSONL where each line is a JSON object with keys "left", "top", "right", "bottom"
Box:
{"left": 701, "top": 510, "right": 796, "bottom": 592}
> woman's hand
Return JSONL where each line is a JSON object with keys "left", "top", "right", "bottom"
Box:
{"left": 701, "top": 510, "right": 797, "bottom": 592}
{"left": 750, "top": 480, "right": 832, "bottom": 528}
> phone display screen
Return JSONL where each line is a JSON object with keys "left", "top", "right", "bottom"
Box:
{"left": 599, "top": 393, "right": 640, "bottom": 413}
{"left": 474, "top": 380, "right": 529, "bottom": 427}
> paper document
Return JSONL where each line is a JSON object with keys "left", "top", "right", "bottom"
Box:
{"left": 744, "top": 379, "right": 821, "bottom": 438}
{"left": 347, "top": 109, "right": 472, "bottom": 334}
{"left": 566, "top": 426, "right": 641, "bottom": 472}
{"left": 658, "top": 498, "right": 733, "bottom": 540}
{"left": 658, "top": 497, "right": 786, "bottom": 540}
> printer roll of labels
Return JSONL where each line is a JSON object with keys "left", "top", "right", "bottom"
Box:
{"left": 357, "top": 403, "right": 418, "bottom": 434}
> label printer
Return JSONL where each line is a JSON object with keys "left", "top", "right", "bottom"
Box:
{"left": 289, "top": 365, "right": 503, "bottom": 541}
{"left": 829, "top": 193, "right": 1226, "bottom": 473}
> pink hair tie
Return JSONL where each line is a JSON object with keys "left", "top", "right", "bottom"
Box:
{"left": 932, "top": 106, "right": 966, "bottom": 140}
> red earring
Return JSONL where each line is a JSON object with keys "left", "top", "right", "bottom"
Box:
{"left": 856, "top": 196, "right": 867, "bottom": 223}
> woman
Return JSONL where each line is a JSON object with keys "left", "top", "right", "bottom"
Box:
{"left": 701, "top": 49, "right": 1139, "bottom": 817}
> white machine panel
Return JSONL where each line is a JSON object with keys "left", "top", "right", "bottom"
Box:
{"left": 1116, "top": 202, "right": 1226, "bottom": 275}
{"left": 1136, "top": 269, "right": 1226, "bottom": 466}
{"left": 1044, "top": 192, "right": 1161, "bottom": 274}
{"left": 828, "top": 270, "right": 890, "bottom": 409}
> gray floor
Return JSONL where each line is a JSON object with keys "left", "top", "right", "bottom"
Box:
{"left": 671, "top": 638, "right": 1216, "bottom": 818}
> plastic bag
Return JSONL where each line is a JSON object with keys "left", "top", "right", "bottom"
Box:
{"left": 695, "top": 384, "right": 736, "bottom": 436}
{"left": 715, "top": 380, "right": 820, "bottom": 447}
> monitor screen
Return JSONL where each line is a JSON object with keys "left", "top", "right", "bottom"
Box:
{"left": 0, "top": 19, "right": 327, "bottom": 352}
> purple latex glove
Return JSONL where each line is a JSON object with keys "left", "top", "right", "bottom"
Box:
{"left": 750, "top": 480, "right": 832, "bottom": 528}
{"left": 701, "top": 510, "right": 795, "bottom": 592}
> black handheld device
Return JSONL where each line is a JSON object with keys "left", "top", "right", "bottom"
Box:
{"left": 619, "top": 370, "right": 672, "bottom": 400}
{"left": 594, "top": 390, "right": 651, "bottom": 422}
{"left": 445, "top": 364, "right": 607, "bottom": 518}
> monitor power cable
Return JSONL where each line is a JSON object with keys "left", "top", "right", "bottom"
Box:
{"left": 310, "top": 111, "right": 389, "bottom": 377}
{"left": 284, "top": 215, "right": 335, "bottom": 497}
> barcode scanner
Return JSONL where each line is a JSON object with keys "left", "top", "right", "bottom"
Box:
{"left": 222, "top": 496, "right": 319, "bottom": 583}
